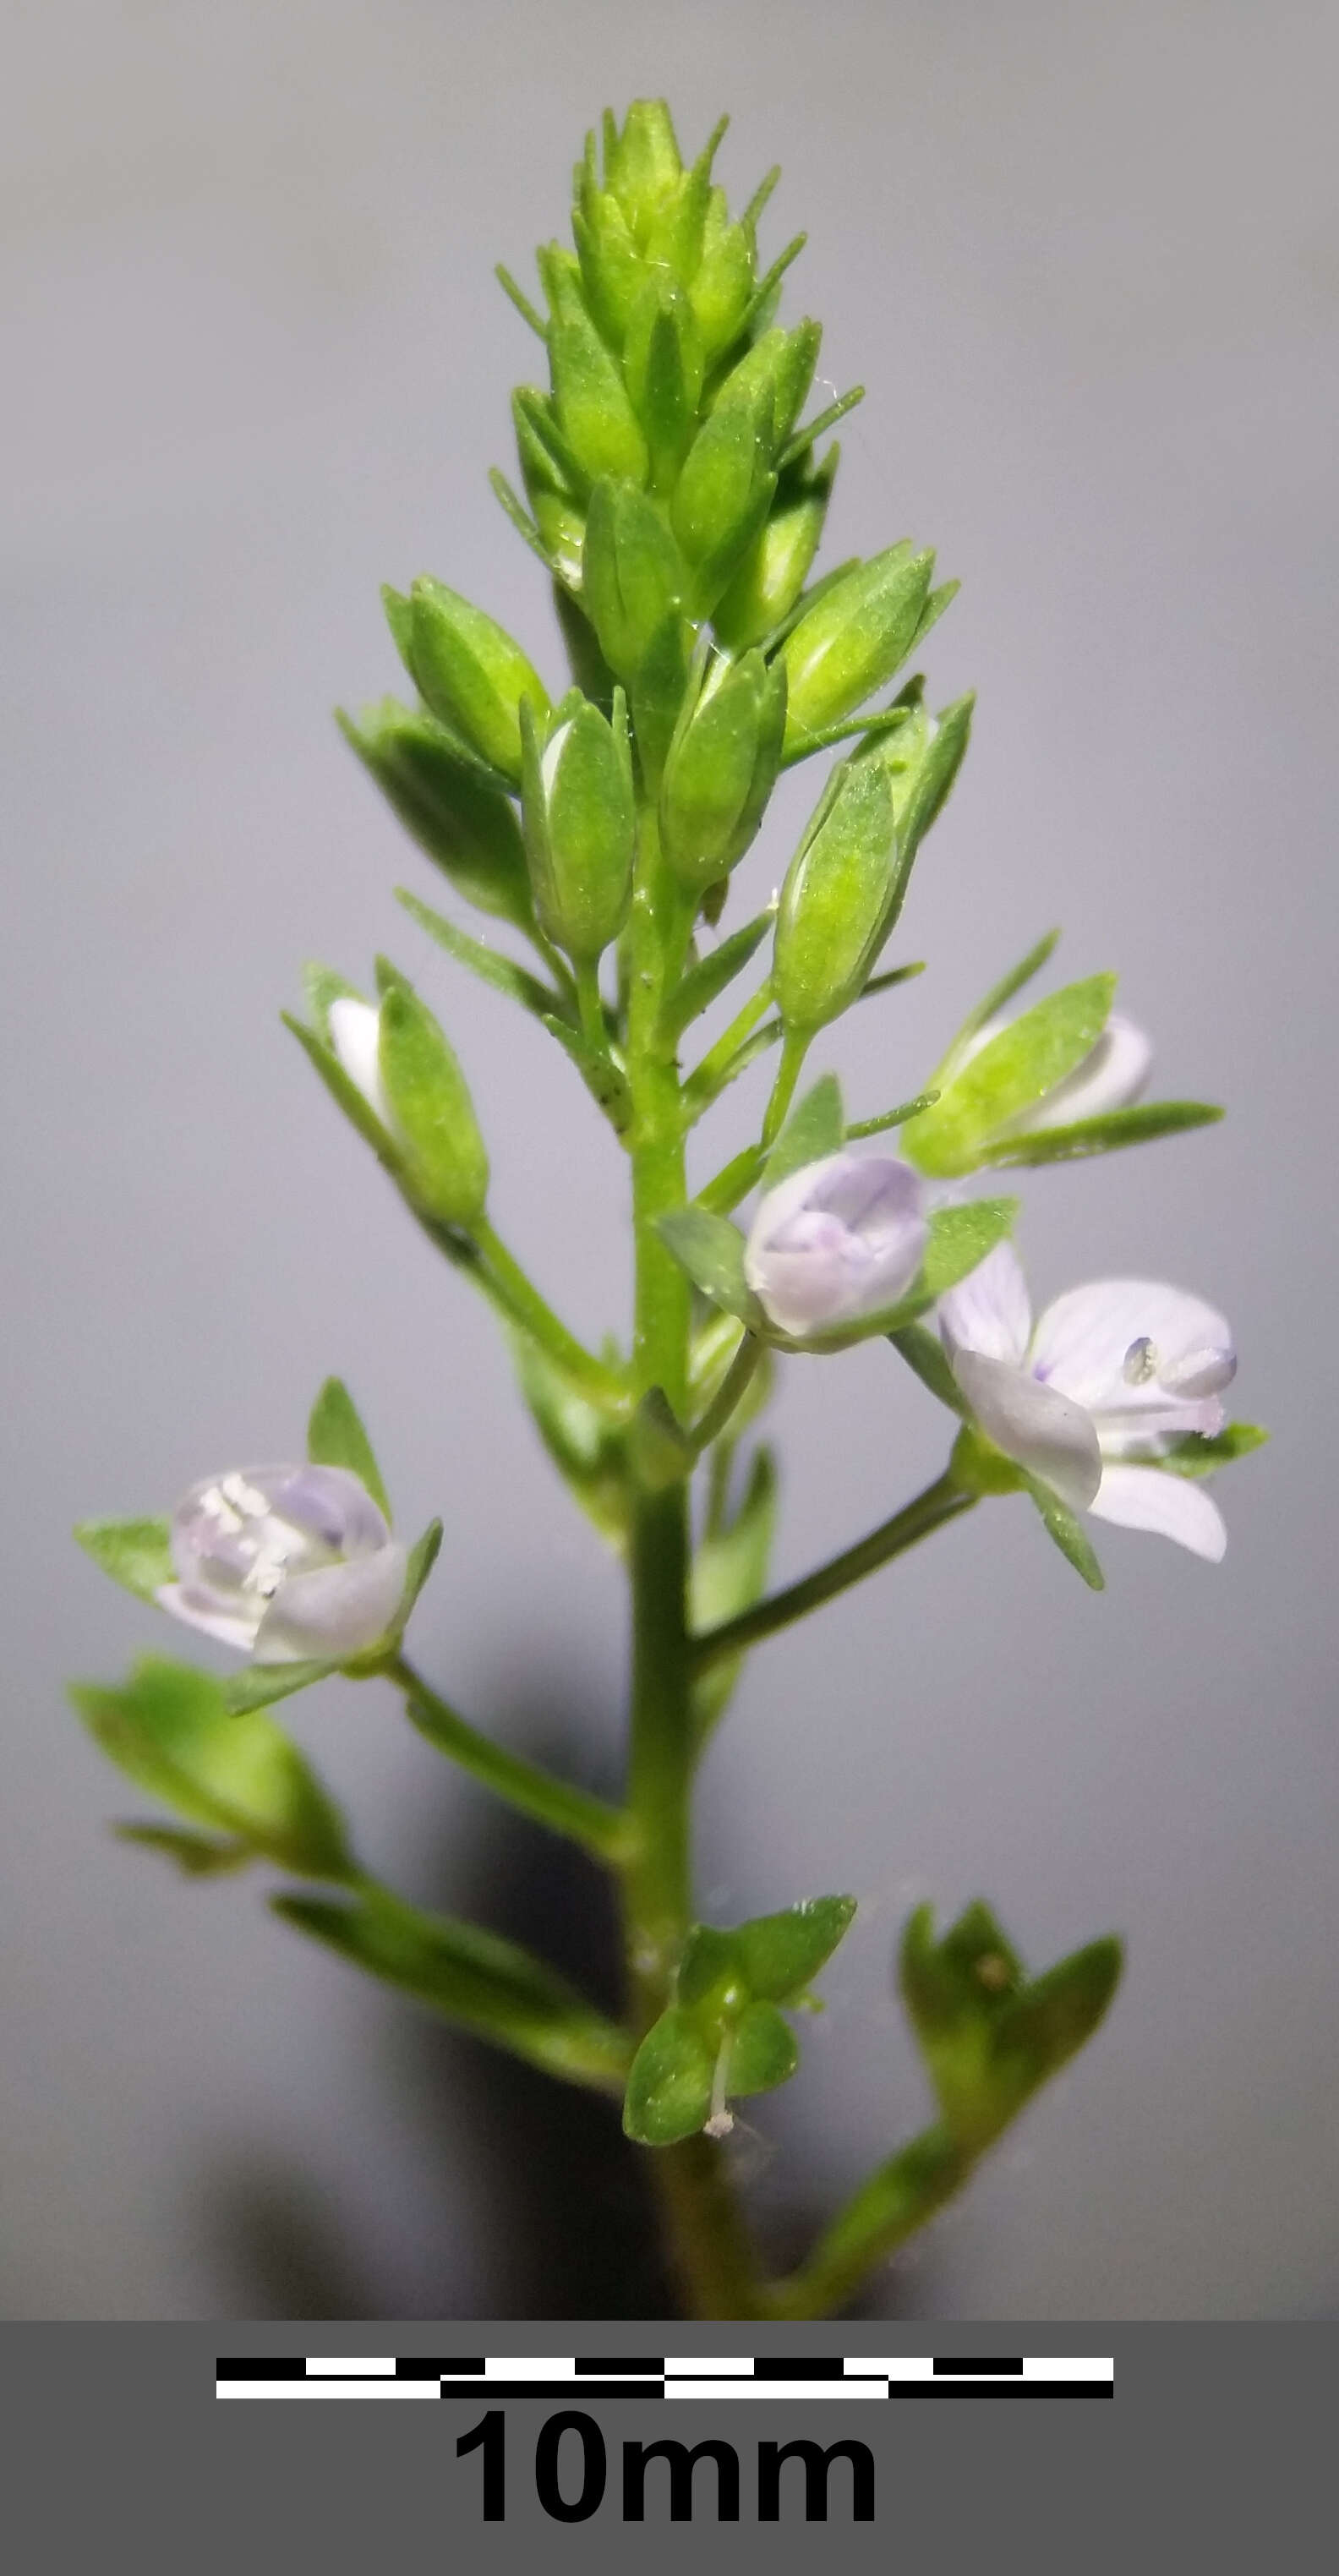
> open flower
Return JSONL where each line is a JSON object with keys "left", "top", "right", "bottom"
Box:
{"left": 940, "top": 1243, "right": 1236, "bottom": 1558}
{"left": 744, "top": 1153, "right": 927, "bottom": 1337}
{"left": 159, "top": 1464, "right": 407, "bottom": 1663}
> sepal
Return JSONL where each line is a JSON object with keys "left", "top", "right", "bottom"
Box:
{"left": 899, "top": 1900, "right": 1122, "bottom": 2154}
{"left": 623, "top": 1895, "right": 856, "bottom": 2145}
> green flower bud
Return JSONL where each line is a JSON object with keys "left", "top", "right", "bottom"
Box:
{"left": 579, "top": 477, "right": 686, "bottom": 683}
{"left": 688, "top": 187, "right": 755, "bottom": 361}
{"left": 712, "top": 451, "right": 836, "bottom": 652}
{"left": 858, "top": 686, "right": 975, "bottom": 884}
{"left": 603, "top": 100, "right": 682, "bottom": 246}
{"left": 671, "top": 394, "right": 777, "bottom": 613}
{"left": 660, "top": 649, "right": 786, "bottom": 890}
{"left": 779, "top": 544, "right": 937, "bottom": 749}
{"left": 714, "top": 322, "right": 820, "bottom": 458}
{"left": 336, "top": 700, "right": 533, "bottom": 930}
{"left": 330, "top": 971, "right": 489, "bottom": 1228}
{"left": 773, "top": 757, "right": 897, "bottom": 1033}
{"left": 540, "top": 246, "right": 649, "bottom": 489}
{"left": 622, "top": 274, "right": 704, "bottom": 487}
{"left": 521, "top": 694, "right": 636, "bottom": 961}
{"left": 571, "top": 184, "right": 644, "bottom": 351}
{"left": 407, "top": 578, "right": 550, "bottom": 787}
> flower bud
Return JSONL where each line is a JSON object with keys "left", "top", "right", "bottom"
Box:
{"left": 521, "top": 697, "right": 635, "bottom": 961}
{"left": 603, "top": 99, "right": 683, "bottom": 245}
{"left": 621, "top": 273, "right": 704, "bottom": 486}
{"left": 161, "top": 1463, "right": 407, "bottom": 1665}
{"left": 572, "top": 183, "right": 644, "bottom": 351}
{"left": 715, "top": 323, "right": 820, "bottom": 458}
{"left": 744, "top": 1153, "right": 926, "bottom": 1337}
{"left": 659, "top": 648, "right": 786, "bottom": 890}
{"left": 688, "top": 187, "right": 755, "bottom": 361}
{"left": 671, "top": 394, "right": 777, "bottom": 611}
{"left": 711, "top": 452, "right": 836, "bottom": 652}
{"left": 540, "top": 246, "right": 649, "bottom": 489}
{"left": 329, "top": 983, "right": 489, "bottom": 1227}
{"left": 337, "top": 700, "right": 533, "bottom": 930}
{"left": 779, "top": 544, "right": 937, "bottom": 748}
{"left": 773, "top": 757, "right": 897, "bottom": 1033}
{"left": 579, "top": 476, "right": 686, "bottom": 682}
{"left": 407, "top": 578, "right": 550, "bottom": 787}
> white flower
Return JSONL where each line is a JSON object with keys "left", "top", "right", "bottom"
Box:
{"left": 939, "top": 1243, "right": 1236, "bottom": 1559}
{"left": 744, "top": 1153, "right": 927, "bottom": 1337}
{"left": 962, "top": 1009, "right": 1153, "bottom": 1138}
{"left": 327, "top": 996, "right": 394, "bottom": 1130}
{"left": 158, "top": 1463, "right": 408, "bottom": 1663}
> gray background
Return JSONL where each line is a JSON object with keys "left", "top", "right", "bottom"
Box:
{"left": 3, "top": 0, "right": 1335, "bottom": 2320}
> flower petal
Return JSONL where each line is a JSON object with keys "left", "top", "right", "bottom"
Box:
{"left": 327, "top": 997, "right": 394, "bottom": 1131}
{"left": 744, "top": 1152, "right": 926, "bottom": 1336}
{"left": 156, "top": 1582, "right": 263, "bottom": 1653}
{"left": 1030, "top": 1277, "right": 1232, "bottom": 1419}
{"left": 1088, "top": 1463, "right": 1227, "bottom": 1561}
{"left": 254, "top": 1543, "right": 409, "bottom": 1663}
{"left": 951, "top": 1349, "right": 1102, "bottom": 1512}
{"left": 938, "top": 1239, "right": 1033, "bottom": 1365}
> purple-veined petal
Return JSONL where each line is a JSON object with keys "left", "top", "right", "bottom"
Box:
{"left": 951, "top": 1348, "right": 1102, "bottom": 1512}
{"left": 327, "top": 997, "right": 394, "bottom": 1130}
{"left": 1088, "top": 1463, "right": 1227, "bottom": 1561}
{"left": 1030, "top": 1277, "right": 1232, "bottom": 1423}
{"left": 744, "top": 1151, "right": 926, "bottom": 1335}
{"left": 938, "top": 1239, "right": 1033, "bottom": 1365}
{"left": 254, "top": 1543, "right": 409, "bottom": 1663}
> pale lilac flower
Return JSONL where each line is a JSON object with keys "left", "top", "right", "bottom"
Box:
{"left": 961, "top": 1009, "right": 1153, "bottom": 1139}
{"left": 159, "top": 1464, "right": 407, "bottom": 1663}
{"left": 939, "top": 1242, "right": 1236, "bottom": 1558}
{"left": 327, "top": 996, "right": 394, "bottom": 1131}
{"left": 744, "top": 1153, "right": 927, "bottom": 1337}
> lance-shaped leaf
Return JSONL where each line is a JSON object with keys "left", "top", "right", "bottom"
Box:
{"left": 656, "top": 1208, "right": 761, "bottom": 1326}
{"left": 902, "top": 976, "right": 1117, "bottom": 1178}
{"left": 1020, "top": 1471, "right": 1106, "bottom": 1590}
{"left": 277, "top": 1884, "right": 630, "bottom": 2093}
{"left": 75, "top": 1518, "right": 173, "bottom": 1605}
{"left": 71, "top": 1658, "right": 353, "bottom": 1881}
{"left": 396, "top": 889, "right": 562, "bottom": 1020}
{"left": 1156, "top": 1422, "right": 1268, "bottom": 1479}
{"left": 660, "top": 905, "right": 775, "bottom": 1043}
{"left": 887, "top": 1323, "right": 968, "bottom": 1418}
{"left": 977, "top": 1099, "right": 1223, "bottom": 1169}
{"left": 541, "top": 1013, "right": 633, "bottom": 1133}
{"left": 308, "top": 1378, "right": 391, "bottom": 1523}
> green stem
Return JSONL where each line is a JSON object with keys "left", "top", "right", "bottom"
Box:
{"left": 771, "top": 2125, "right": 967, "bottom": 2319}
{"left": 691, "top": 1470, "right": 976, "bottom": 1675}
{"left": 697, "top": 1140, "right": 768, "bottom": 1217}
{"left": 683, "top": 981, "right": 773, "bottom": 1105}
{"left": 690, "top": 1332, "right": 762, "bottom": 1458}
{"left": 576, "top": 956, "right": 610, "bottom": 1052}
{"left": 845, "top": 1088, "right": 939, "bottom": 1141}
{"left": 761, "top": 1026, "right": 811, "bottom": 1146}
{"left": 472, "top": 1216, "right": 628, "bottom": 1417}
{"left": 390, "top": 1655, "right": 632, "bottom": 1864}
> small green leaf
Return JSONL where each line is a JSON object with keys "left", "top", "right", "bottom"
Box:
{"left": 223, "top": 1660, "right": 340, "bottom": 1715}
{"left": 540, "top": 1014, "right": 633, "bottom": 1133}
{"left": 623, "top": 2008, "right": 716, "bottom": 2144}
{"left": 656, "top": 1208, "right": 759, "bottom": 1324}
{"left": 980, "top": 1100, "right": 1224, "bottom": 1168}
{"left": 762, "top": 1072, "right": 845, "bottom": 1190}
{"left": 396, "top": 889, "right": 560, "bottom": 1019}
{"left": 1157, "top": 1422, "right": 1269, "bottom": 1479}
{"left": 887, "top": 1324, "right": 968, "bottom": 1417}
{"left": 732, "top": 1895, "right": 857, "bottom": 2003}
{"left": 394, "top": 1522, "right": 443, "bottom": 1632}
{"left": 279, "top": 1884, "right": 629, "bottom": 2093}
{"left": 904, "top": 976, "right": 1116, "bottom": 1177}
{"left": 675, "top": 1924, "right": 741, "bottom": 2010}
{"left": 75, "top": 1518, "right": 173, "bottom": 1605}
{"left": 728, "top": 1999, "right": 799, "bottom": 2096}
{"left": 114, "top": 1823, "right": 254, "bottom": 1878}
{"left": 1020, "top": 1473, "right": 1105, "bottom": 1589}
{"left": 661, "top": 907, "right": 774, "bottom": 1043}
{"left": 307, "top": 1378, "right": 392, "bottom": 1523}
{"left": 72, "top": 1658, "right": 353, "bottom": 1879}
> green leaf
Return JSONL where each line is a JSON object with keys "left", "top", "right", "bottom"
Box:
{"left": 72, "top": 1658, "right": 353, "bottom": 1879}
{"left": 623, "top": 2008, "right": 716, "bottom": 2144}
{"left": 762, "top": 1071, "right": 845, "bottom": 1190}
{"left": 540, "top": 1014, "right": 633, "bottom": 1134}
{"left": 728, "top": 1999, "right": 799, "bottom": 2096}
{"left": 114, "top": 1823, "right": 254, "bottom": 1878}
{"left": 394, "top": 1521, "right": 443, "bottom": 1631}
{"left": 308, "top": 1378, "right": 392, "bottom": 1523}
{"left": 732, "top": 1895, "right": 857, "bottom": 2004}
{"left": 903, "top": 976, "right": 1116, "bottom": 1177}
{"left": 690, "top": 1447, "right": 777, "bottom": 1738}
{"left": 396, "top": 889, "right": 560, "bottom": 1019}
{"left": 661, "top": 907, "right": 775, "bottom": 1043}
{"left": 1020, "top": 1473, "right": 1106, "bottom": 1589}
{"left": 223, "top": 1660, "right": 341, "bottom": 1715}
{"left": 278, "top": 1884, "right": 629, "bottom": 2093}
{"left": 979, "top": 1099, "right": 1224, "bottom": 1168}
{"left": 887, "top": 1323, "right": 968, "bottom": 1417}
{"left": 656, "top": 1208, "right": 759, "bottom": 1324}
{"left": 1157, "top": 1422, "right": 1269, "bottom": 1479}
{"left": 75, "top": 1518, "right": 173, "bottom": 1605}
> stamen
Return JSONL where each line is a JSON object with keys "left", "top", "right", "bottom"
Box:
{"left": 1123, "top": 1336, "right": 1158, "bottom": 1386}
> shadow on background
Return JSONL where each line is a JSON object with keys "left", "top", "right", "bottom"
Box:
{"left": 202, "top": 1680, "right": 939, "bottom": 2322}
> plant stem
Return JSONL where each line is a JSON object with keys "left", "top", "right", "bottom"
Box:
{"left": 691, "top": 1469, "right": 976, "bottom": 1674}
{"left": 690, "top": 1331, "right": 761, "bottom": 1457}
{"left": 472, "top": 1216, "right": 627, "bottom": 1416}
{"left": 761, "top": 1025, "right": 811, "bottom": 1146}
{"left": 389, "top": 1655, "right": 632, "bottom": 1863}
{"left": 617, "top": 806, "right": 773, "bottom": 2319}
{"left": 684, "top": 980, "right": 773, "bottom": 1106}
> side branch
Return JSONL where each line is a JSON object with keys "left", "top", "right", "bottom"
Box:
{"left": 689, "top": 1470, "right": 975, "bottom": 1673}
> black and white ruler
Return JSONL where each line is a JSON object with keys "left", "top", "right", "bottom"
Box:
{"left": 216, "top": 2354, "right": 1112, "bottom": 2400}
